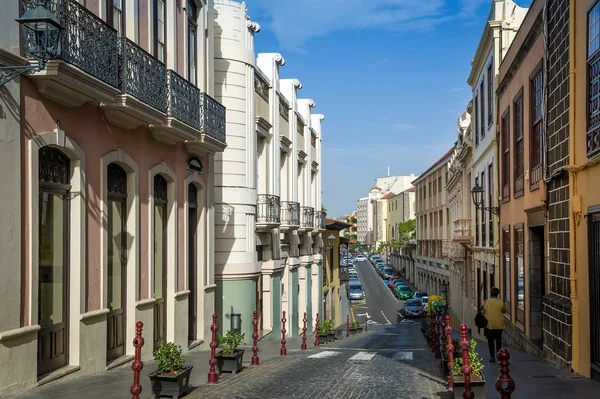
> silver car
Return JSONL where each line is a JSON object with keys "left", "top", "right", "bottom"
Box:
{"left": 403, "top": 299, "right": 424, "bottom": 317}
{"left": 347, "top": 283, "right": 365, "bottom": 300}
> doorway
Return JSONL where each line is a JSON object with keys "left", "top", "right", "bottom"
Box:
{"left": 589, "top": 213, "right": 600, "bottom": 381}
{"left": 529, "top": 226, "right": 545, "bottom": 350}
{"left": 153, "top": 175, "right": 168, "bottom": 349}
{"left": 188, "top": 183, "right": 198, "bottom": 342}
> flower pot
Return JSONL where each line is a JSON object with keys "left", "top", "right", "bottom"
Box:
{"left": 216, "top": 349, "right": 245, "bottom": 374}
{"left": 451, "top": 372, "right": 485, "bottom": 399}
{"left": 357, "top": 326, "right": 363, "bottom": 333}
{"left": 317, "top": 334, "right": 328, "bottom": 345}
{"left": 148, "top": 365, "right": 193, "bottom": 398}
{"left": 349, "top": 328, "right": 357, "bottom": 335}
{"left": 327, "top": 333, "right": 336, "bottom": 342}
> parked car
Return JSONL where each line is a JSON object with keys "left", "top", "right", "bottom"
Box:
{"left": 396, "top": 285, "right": 413, "bottom": 300}
{"left": 383, "top": 267, "right": 395, "bottom": 279}
{"left": 403, "top": 299, "right": 425, "bottom": 317}
{"left": 348, "top": 269, "right": 358, "bottom": 279}
{"left": 421, "top": 296, "right": 429, "bottom": 307}
{"left": 355, "top": 255, "right": 366, "bottom": 262}
{"left": 347, "top": 283, "right": 365, "bottom": 300}
{"left": 412, "top": 291, "right": 428, "bottom": 300}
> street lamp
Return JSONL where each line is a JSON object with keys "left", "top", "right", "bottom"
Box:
{"left": 471, "top": 182, "right": 499, "bottom": 215}
{"left": 327, "top": 233, "right": 335, "bottom": 247}
{"left": 0, "top": 1, "right": 63, "bottom": 87}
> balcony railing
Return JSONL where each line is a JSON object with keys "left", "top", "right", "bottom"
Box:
{"left": 452, "top": 218, "right": 472, "bottom": 244}
{"left": 256, "top": 194, "right": 280, "bottom": 225}
{"left": 300, "top": 206, "right": 314, "bottom": 229}
{"left": 167, "top": 70, "right": 200, "bottom": 129}
{"left": 314, "top": 210, "right": 325, "bottom": 230}
{"left": 281, "top": 201, "right": 300, "bottom": 227}
{"left": 200, "top": 93, "right": 227, "bottom": 143}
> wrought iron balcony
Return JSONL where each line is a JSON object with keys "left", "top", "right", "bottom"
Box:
{"left": 452, "top": 218, "right": 472, "bottom": 244}
{"left": 314, "top": 210, "right": 326, "bottom": 231}
{"left": 280, "top": 201, "right": 300, "bottom": 228}
{"left": 167, "top": 70, "right": 200, "bottom": 130}
{"left": 256, "top": 194, "right": 280, "bottom": 229}
{"left": 300, "top": 206, "right": 315, "bottom": 229}
{"left": 200, "top": 92, "right": 227, "bottom": 144}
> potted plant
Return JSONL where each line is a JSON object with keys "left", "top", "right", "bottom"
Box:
{"left": 349, "top": 320, "right": 358, "bottom": 335}
{"left": 148, "top": 342, "right": 193, "bottom": 398}
{"left": 317, "top": 323, "right": 329, "bottom": 344}
{"left": 450, "top": 339, "right": 485, "bottom": 398}
{"left": 216, "top": 329, "right": 246, "bottom": 374}
{"left": 323, "top": 320, "right": 336, "bottom": 342}
{"left": 441, "top": 338, "right": 462, "bottom": 377}
{"left": 355, "top": 320, "right": 363, "bottom": 333}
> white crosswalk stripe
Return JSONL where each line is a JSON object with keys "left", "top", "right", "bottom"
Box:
{"left": 307, "top": 351, "right": 341, "bottom": 359}
{"left": 348, "top": 351, "right": 376, "bottom": 361}
{"left": 393, "top": 351, "right": 414, "bottom": 360}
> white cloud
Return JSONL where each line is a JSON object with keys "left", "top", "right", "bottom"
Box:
{"left": 250, "top": 0, "right": 449, "bottom": 52}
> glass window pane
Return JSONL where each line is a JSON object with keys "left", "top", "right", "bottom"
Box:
{"left": 39, "top": 192, "right": 65, "bottom": 328}
{"left": 154, "top": 205, "right": 164, "bottom": 299}
{"left": 107, "top": 199, "right": 124, "bottom": 311}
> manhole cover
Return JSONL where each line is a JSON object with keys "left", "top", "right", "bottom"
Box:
{"left": 530, "top": 375, "right": 559, "bottom": 379}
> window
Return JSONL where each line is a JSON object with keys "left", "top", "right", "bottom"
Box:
{"left": 481, "top": 171, "right": 486, "bottom": 246}
{"left": 513, "top": 91, "right": 524, "bottom": 197}
{"left": 501, "top": 108, "right": 510, "bottom": 201}
{"left": 106, "top": 0, "right": 124, "bottom": 36}
{"left": 502, "top": 228, "right": 511, "bottom": 317}
{"left": 487, "top": 61, "right": 493, "bottom": 126}
{"left": 515, "top": 228, "right": 525, "bottom": 326}
{"left": 154, "top": 0, "right": 166, "bottom": 62}
{"left": 187, "top": 1, "right": 197, "bottom": 85}
{"left": 474, "top": 95, "right": 479, "bottom": 146}
{"left": 530, "top": 64, "right": 543, "bottom": 186}
{"left": 475, "top": 176, "right": 479, "bottom": 246}
{"left": 588, "top": 3, "right": 600, "bottom": 157}
{"left": 480, "top": 80, "right": 485, "bottom": 139}
{"left": 488, "top": 162, "right": 493, "bottom": 247}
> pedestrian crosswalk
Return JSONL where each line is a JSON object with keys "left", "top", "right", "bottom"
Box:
{"left": 307, "top": 350, "right": 414, "bottom": 362}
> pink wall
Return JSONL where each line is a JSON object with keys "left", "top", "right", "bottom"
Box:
{"left": 20, "top": 79, "right": 209, "bottom": 319}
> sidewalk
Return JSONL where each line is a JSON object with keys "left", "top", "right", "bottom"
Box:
{"left": 7, "top": 336, "right": 306, "bottom": 399}
{"left": 448, "top": 330, "right": 600, "bottom": 398}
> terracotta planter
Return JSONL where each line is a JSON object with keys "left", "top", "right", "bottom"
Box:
{"left": 216, "top": 349, "right": 245, "bottom": 374}
{"left": 451, "top": 372, "right": 485, "bottom": 399}
{"left": 148, "top": 365, "right": 193, "bottom": 398}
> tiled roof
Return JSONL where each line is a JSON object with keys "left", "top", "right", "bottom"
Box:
{"left": 382, "top": 192, "right": 396, "bottom": 199}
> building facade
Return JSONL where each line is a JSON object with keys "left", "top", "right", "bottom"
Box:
{"left": 356, "top": 198, "right": 369, "bottom": 245}
{"left": 0, "top": 0, "right": 226, "bottom": 394}
{"left": 387, "top": 187, "right": 416, "bottom": 242}
{"left": 466, "top": 0, "right": 528, "bottom": 318}
{"left": 445, "top": 103, "right": 474, "bottom": 328}
{"left": 413, "top": 149, "right": 454, "bottom": 297}
{"left": 212, "top": 0, "right": 324, "bottom": 342}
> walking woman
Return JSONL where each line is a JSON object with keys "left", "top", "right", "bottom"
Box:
{"left": 482, "top": 287, "right": 506, "bottom": 362}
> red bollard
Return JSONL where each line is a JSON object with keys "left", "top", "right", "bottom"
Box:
{"left": 301, "top": 312, "right": 307, "bottom": 350}
{"left": 460, "top": 324, "right": 474, "bottom": 399}
{"left": 365, "top": 315, "right": 368, "bottom": 332}
{"left": 251, "top": 310, "right": 260, "bottom": 365}
{"left": 314, "top": 313, "right": 320, "bottom": 347}
{"left": 445, "top": 315, "right": 454, "bottom": 388}
{"left": 207, "top": 314, "right": 219, "bottom": 384}
{"left": 130, "top": 321, "right": 144, "bottom": 399}
{"left": 433, "top": 310, "right": 441, "bottom": 359}
{"left": 495, "top": 349, "right": 516, "bottom": 399}
{"left": 346, "top": 314, "right": 350, "bottom": 338}
{"left": 280, "top": 311, "right": 287, "bottom": 356}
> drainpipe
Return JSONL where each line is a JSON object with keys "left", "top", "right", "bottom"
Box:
{"left": 567, "top": 0, "right": 579, "bottom": 373}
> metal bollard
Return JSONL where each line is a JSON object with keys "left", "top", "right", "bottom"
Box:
{"left": 280, "top": 311, "right": 287, "bottom": 356}
{"left": 251, "top": 310, "right": 260, "bottom": 365}
{"left": 207, "top": 314, "right": 219, "bottom": 384}
{"left": 301, "top": 312, "right": 307, "bottom": 350}
{"left": 445, "top": 315, "right": 454, "bottom": 389}
{"left": 346, "top": 314, "right": 350, "bottom": 338}
{"left": 314, "top": 313, "right": 320, "bottom": 347}
{"left": 495, "top": 349, "right": 516, "bottom": 399}
{"left": 130, "top": 321, "right": 144, "bottom": 399}
{"left": 460, "top": 324, "right": 474, "bottom": 399}
{"left": 365, "top": 315, "right": 368, "bottom": 332}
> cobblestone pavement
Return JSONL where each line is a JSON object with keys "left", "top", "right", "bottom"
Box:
{"left": 187, "top": 322, "right": 452, "bottom": 399}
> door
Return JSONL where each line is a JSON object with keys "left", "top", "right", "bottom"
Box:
{"left": 153, "top": 175, "right": 168, "bottom": 349}
{"left": 107, "top": 163, "right": 127, "bottom": 361}
{"left": 590, "top": 213, "right": 600, "bottom": 381}
{"left": 188, "top": 184, "right": 198, "bottom": 342}
{"left": 38, "top": 147, "right": 70, "bottom": 376}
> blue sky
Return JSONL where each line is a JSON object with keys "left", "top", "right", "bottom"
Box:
{"left": 246, "top": 0, "right": 532, "bottom": 219}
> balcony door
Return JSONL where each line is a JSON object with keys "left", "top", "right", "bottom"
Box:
{"left": 38, "top": 147, "right": 70, "bottom": 376}
{"left": 106, "top": 163, "right": 127, "bottom": 361}
{"left": 188, "top": 183, "right": 198, "bottom": 342}
{"left": 153, "top": 175, "right": 168, "bottom": 349}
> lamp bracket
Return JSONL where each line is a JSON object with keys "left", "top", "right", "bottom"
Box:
{"left": 0, "top": 64, "right": 40, "bottom": 87}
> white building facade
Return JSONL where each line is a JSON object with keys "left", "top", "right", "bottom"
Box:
{"left": 356, "top": 197, "right": 369, "bottom": 244}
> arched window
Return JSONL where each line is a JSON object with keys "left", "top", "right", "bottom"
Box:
{"left": 186, "top": 155, "right": 203, "bottom": 173}
{"left": 106, "top": 163, "right": 127, "bottom": 361}
{"left": 153, "top": 174, "right": 168, "bottom": 348}
{"left": 38, "top": 147, "right": 70, "bottom": 375}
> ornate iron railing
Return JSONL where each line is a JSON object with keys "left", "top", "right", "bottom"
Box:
{"left": 257, "top": 194, "right": 280, "bottom": 224}
{"left": 300, "top": 206, "right": 314, "bottom": 228}
{"left": 118, "top": 38, "right": 166, "bottom": 112}
{"left": 314, "top": 210, "right": 325, "bottom": 230}
{"left": 254, "top": 72, "right": 269, "bottom": 102}
{"left": 22, "top": 0, "right": 119, "bottom": 88}
{"left": 167, "top": 70, "right": 200, "bottom": 129}
{"left": 278, "top": 93, "right": 289, "bottom": 121}
{"left": 200, "top": 92, "right": 226, "bottom": 144}
{"left": 281, "top": 201, "right": 300, "bottom": 227}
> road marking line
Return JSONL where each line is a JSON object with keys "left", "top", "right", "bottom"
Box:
{"left": 381, "top": 310, "right": 392, "bottom": 325}
{"left": 394, "top": 351, "right": 414, "bottom": 360}
{"left": 323, "top": 348, "right": 426, "bottom": 351}
{"left": 308, "top": 351, "right": 340, "bottom": 359}
{"left": 400, "top": 318, "right": 417, "bottom": 324}
{"left": 349, "top": 352, "right": 376, "bottom": 361}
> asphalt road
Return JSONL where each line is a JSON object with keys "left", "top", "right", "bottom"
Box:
{"left": 351, "top": 259, "right": 405, "bottom": 326}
